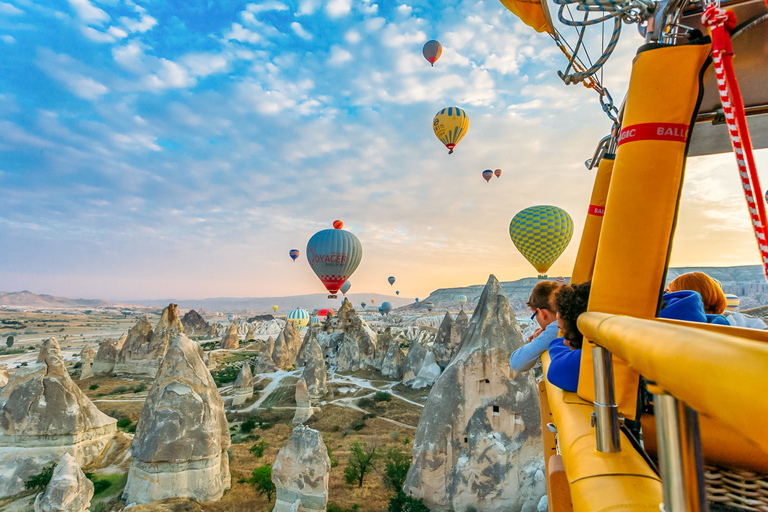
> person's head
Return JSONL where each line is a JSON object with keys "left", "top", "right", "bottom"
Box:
{"left": 527, "top": 281, "right": 560, "bottom": 328}
{"left": 554, "top": 281, "right": 592, "bottom": 349}
{"left": 667, "top": 272, "right": 726, "bottom": 314}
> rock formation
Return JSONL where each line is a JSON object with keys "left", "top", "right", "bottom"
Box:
{"left": 402, "top": 341, "right": 426, "bottom": 385}
{"left": 181, "top": 309, "right": 209, "bottom": 334}
{"left": 0, "top": 365, "right": 8, "bottom": 388}
{"left": 115, "top": 304, "right": 185, "bottom": 377}
{"left": 403, "top": 275, "right": 545, "bottom": 511}
{"left": 316, "top": 299, "right": 377, "bottom": 370}
{"left": 221, "top": 320, "right": 239, "bottom": 350}
{"left": 292, "top": 377, "right": 313, "bottom": 424}
{"left": 93, "top": 339, "right": 118, "bottom": 375}
{"left": 296, "top": 328, "right": 317, "bottom": 367}
{"left": 301, "top": 337, "right": 327, "bottom": 399}
{"left": 206, "top": 350, "right": 225, "bottom": 370}
{"left": 79, "top": 346, "right": 95, "bottom": 364}
{"left": 381, "top": 336, "right": 406, "bottom": 380}
{"left": 433, "top": 312, "right": 464, "bottom": 368}
{"left": 33, "top": 453, "right": 93, "bottom": 512}
{"left": 272, "top": 425, "right": 331, "bottom": 512}
{"left": 374, "top": 328, "right": 394, "bottom": 369}
{"left": 208, "top": 323, "right": 219, "bottom": 338}
{"left": 78, "top": 346, "right": 95, "bottom": 380}
{"left": 123, "top": 333, "right": 231, "bottom": 505}
{"left": 0, "top": 337, "right": 117, "bottom": 498}
{"left": 272, "top": 330, "right": 295, "bottom": 369}
{"left": 231, "top": 363, "right": 254, "bottom": 406}
{"left": 246, "top": 325, "right": 256, "bottom": 342}
{"left": 37, "top": 337, "right": 59, "bottom": 363}
{"left": 282, "top": 321, "right": 302, "bottom": 359}
{"left": 115, "top": 332, "right": 127, "bottom": 351}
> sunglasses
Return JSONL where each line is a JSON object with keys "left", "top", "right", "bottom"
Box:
{"left": 531, "top": 309, "right": 539, "bottom": 320}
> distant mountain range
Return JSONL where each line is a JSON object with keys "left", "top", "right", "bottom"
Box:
{"left": 3, "top": 265, "right": 767, "bottom": 313}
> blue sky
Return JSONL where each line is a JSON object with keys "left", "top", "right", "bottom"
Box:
{"left": 1, "top": 0, "right": 766, "bottom": 300}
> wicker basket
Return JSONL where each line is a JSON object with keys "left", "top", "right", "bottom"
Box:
{"left": 705, "top": 465, "right": 768, "bottom": 512}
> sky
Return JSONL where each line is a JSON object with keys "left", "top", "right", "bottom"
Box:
{"left": 1, "top": 0, "right": 766, "bottom": 301}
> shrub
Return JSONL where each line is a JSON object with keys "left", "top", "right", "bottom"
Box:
{"left": 92, "top": 479, "right": 111, "bottom": 494}
{"left": 6, "top": 335, "right": 13, "bottom": 348}
{"left": 331, "top": 425, "right": 341, "bottom": 432}
{"left": 389, "top": 430, "right": 401, "bottom": 441}
{"left": 249, "top": 439, "right": 269, "bottom": 458}
{"left": 89, "top": 384, "right": 99, "bottom": 391}
{"left": 241, "top": 418, "right": 257, "bottom": 433}
{"left": 116, "top": 418, "right": 132, "bottom": 429}
{"left": 134, "top": 383, "right": 146, "bottom": 393}
{"left": 349, "top": 419, "right": 367, "bottom": 431}
{"left": 374, "top": 391, "right": 392, "bottom": 403}
{"left": 383, "top": 446, "right": 411, "bottom": 492}
{"left": 388, "top": 491, "right": 430, "bottom": 512}
{"left": 244, "top": 465, "right": 276, "bottom": 502}
{"left": 403, "top": 437, "right": 410, "bottom": 445}
{"left": 24, "top": 464, "right": 56, "bottom": 491}
{"left": 326, "top": 443, "right": 339, "bottom": 468}
{"left": 358, "top": 397, "right": 374, "bottom": 408}
{"left": 112, "top": 385, "right": 130, "bottom": 394}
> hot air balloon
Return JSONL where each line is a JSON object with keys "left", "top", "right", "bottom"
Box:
{"left": 340, "top": 281, "right": 351, "bottom": 296}
{"left": 424, "top": 301, "right": 434, "bottom": 312}
{"left": 725, "top": 294, "right": 740, "bottom": 312}
{"left": 228, "top": 314, "right": 234, "bottom": 320}
{"left": 307, "top": 221, "right": 362, "bottom": 298}
{"left": 482, "top": 170, "right": 493, "bottom": 182}
{"left": 361, "top": 302, "right": 367, "bottom": 309}
{"left": 396, "top": 290, "right": 399, "bottom": 295}
{"left": 415, "top": 298, "right": 419, "bottom": 303}
{"left": 287, "top": 308, "right": 310, "bottom": 331}
{"left": 333, "top": 220, "right": 344, "bottom": 229}
{"left": 289, "top": 249, "right": 300, "bottom": 262}
{"left": 311, "top": 316, "right": 323, "bottom": 326}
{"left": 509, "top": 205, "right": 574, "bottom": 279}
{"left": 272, "top": 305, "right": 279, "bottom": 312}
{"left": 494, "top": 169, "right": 502, "bottom": 178}
{"left": 381, "top": 302, "right": 393, "bottom": 315}
{"left": 388, "top": 276, "right": 396, "bottom": 286}
{"left": 422, "top": 40, "right": 442, "bottom": 66}
{"left": 433, "top": 107, "right": 469, "bottom": 154}
{"left": 457, "top": 295, "right": 467, "bottom": 304}
{"left": 371, "top": 299, "right": 376, "bottom": 304}
{"left": 318, "top": 308, "right": 334, "bottom": 319}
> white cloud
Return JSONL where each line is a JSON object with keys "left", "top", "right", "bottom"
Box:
{"left": 1, "top": 35, "right": 15, "bottom": 43}
{"left": 328, "top": 45, "right": 353, "bottom": 65}
{"left": 81, "top": 26, "right": 119, "bottom": 43}
{"left": 0, "top": 2, "right": 23, "bottom": 15}
{"left": 396, "top": 4, "right": 412, "bottom": 16}
{"left": 36, "top": 49, "right": 109, "bottom": 100}
{"left": 181, "top": 53, "right": 229, "bottom": 77}
{"left": 344, "top": 30, "right": 361, "bottom": 43}
{"left": 291, "top": 21, "right": 312, "bottom": 40}
{"left": 326, "top": 0, "right": 351, "bottom": 17}
{"left": 67, "top": 0, "right": 109, "bottom": 24}
{"left": 245, "top": 1, "right": 289, "bottom": 13}
{"left": 118, "top": 13, "right": 157, "bottom": 33}
{"left": 225, "top": 23, "right": 263, "bottom": 44}
{"left": 142, "top": 59, "right": 196, "bottom": 90}
{"left": 112, "top": 43, "right": 146, "bottom": 72}
{"left": 296, "top": 0, "right": 321, "bottom": 15}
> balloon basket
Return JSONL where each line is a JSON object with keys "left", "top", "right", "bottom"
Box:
{"left": 328, "top": 294, "right": 337, "bottom": 299}
{"left": 538, "top": 274, "right": 548, "bottom": 279}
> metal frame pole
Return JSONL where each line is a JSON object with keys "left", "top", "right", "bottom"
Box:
{"left": 592, "top": 345, "right": 621, "bottom": 453}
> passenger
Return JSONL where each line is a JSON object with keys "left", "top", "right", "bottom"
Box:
{"left": 547, "top": 282, "right": 591, "bottom": 393}
{"left": 510, "top": 281, "right": 562, "bottom": 372}
{"left": 664, "top": 272, "right": 729, "bottom": 325}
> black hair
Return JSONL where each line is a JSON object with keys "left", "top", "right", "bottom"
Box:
{"left": 554, "top": 281, "right": 591, "bottom": 349}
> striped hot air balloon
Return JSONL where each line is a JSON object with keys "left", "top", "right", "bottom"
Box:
{"left": 307, "top": 221, "right": 362, "bottom": 298}
{"left": 311, "top": 315, "right": 323, "bottom": 325}
{"left": 289, "top": 249, "right": 300, "bottom": 262}
{"left": 424, "top": 301, "right": 434, "bottom": 311}
{"left": 287, "top": 308, "right": 310, "bottom": 331}
{"left": 433, "top": 107, "right": 469, "bottom": 154}
{"left": 457, "top": 295, "right": 467, "bottom": 304}
{"left": 333, "top": 220, "right": 344, "bottom": 229}
{"left": 510, "top": 206, "right": 574, "bottom": 279}
{"left": 725, "top": 294, "right": 740, "bottom": 312}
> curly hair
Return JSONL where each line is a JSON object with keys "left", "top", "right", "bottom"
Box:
{"left": 554, "top": 282, "right": 592, "bottom": 349}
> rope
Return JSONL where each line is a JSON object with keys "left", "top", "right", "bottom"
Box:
{"left": 702, "top": 3, "right": 768, "bottom": 282}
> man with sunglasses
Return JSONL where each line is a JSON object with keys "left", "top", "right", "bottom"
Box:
{"left": 510, "top": 281, "right": 562, "bottom": 372}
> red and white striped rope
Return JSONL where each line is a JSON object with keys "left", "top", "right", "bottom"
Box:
{"left": 703, "top": 4, "right": 768, "bottom": 282}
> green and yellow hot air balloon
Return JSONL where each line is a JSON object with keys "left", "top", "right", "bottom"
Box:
{"left": 510, "top": 205, "right": 573, "bottom": 278}
{"left": 433, "top": 107, "right": 469, "bottom": 154}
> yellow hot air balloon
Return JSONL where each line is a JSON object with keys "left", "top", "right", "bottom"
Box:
{"left": 433, "top": 107, "right": 469, "bottom": 154}
{"left": 509, "top": 205, "right": 574, "bottom": 278}
{"left": 498, "top": 0, "right": 554, "bottom": 34}
{"left": 272, "top": 305, "right": 278, "bottom": 312}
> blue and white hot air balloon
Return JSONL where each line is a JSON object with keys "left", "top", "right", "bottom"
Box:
{"left": 287, "top": 308, "right": 310, "bottom": 331}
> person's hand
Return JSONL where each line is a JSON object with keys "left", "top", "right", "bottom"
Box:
{"left": 527, "top": 326, "right": 543, "bottom": 343}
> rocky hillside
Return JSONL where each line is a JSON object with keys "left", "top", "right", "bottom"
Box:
{"left": 0, "top": 291, "right": 121, "bottom": 308}
{"left": 417, "top": 265, "right": 768, "bottom": 313}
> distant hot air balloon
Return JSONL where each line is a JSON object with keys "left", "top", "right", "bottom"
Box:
{"left": 272, "top": 305, "right": 279, "bottom": 312}
{"left": 388, "top": 276, "right": 396, "bottom": 286}
{"left": 510, "top": 205, "right": 574, "bottom": 278}
{"left": 228, "top": 314, "right": 234, "bottom": 320}
{"left": 381, "top": 302, "right": 393, "bottom": 315}
{"left": 494, "top": 169, "right": 502, "bottom": 178}
{"left": 378, "top": 306, "right": 383, "bottom": 313}
{"left": 396, "top": 290, "right": 399, "bottom": 295}
{"left": 307, "top": 221, "right": 362, "bottom": 298}
{"left": 415, "top": 298, "right": 419, "bottom": 303}
{"left": 333, "top": 220, "right": 344, "bottom": 229}
{"left": 287, "top": 308, "right": 310, "bottom": 331}
{"left": 422, "top": 40, "right": 442, "bottom": 66}
{"left": 311, "top": 316, "right": 323, "bottom": 325}
{"left": 340, "top": 281, "right": 351, "bottom": 296}
{"left": 433, "top": 107, "right": 469, "bottom": 154}
{"left": 725, "top": 294, "right": 740, "bottom": 312}
{"left": 482, "top": 170, "right": 493, "bottom": 182}
{"left": 361, "top": 302, "right": 367, "bottom": 309}
{"left": 371, "top": 299, "right": 376, "bottom": 304}
{"left": 318, "top": 308, "right": 334, "bottom": 319}
{"left": 289, "top": 249, "right": 300, "bottom": 262}
{"left": 457, "top": 295, "right": 467, "bottom": 304}
{"left": 424, "top": 301, "right": 434, "bottom": 312}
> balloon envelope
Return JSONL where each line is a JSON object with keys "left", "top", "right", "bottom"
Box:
{"left": 287, "top": 308, "right": 310, "bottom": 331}
{"left": 311, "top": 316, "right": 323, "bottom": 325}
{"left": 381, "top": 302, "right": 393, "bottom": 314}
{"left": 333, "top": 220, "right": 344, "bottom": 229}
{"left": 371, "top": 299, "right": 375, "bottom": 304}
{"left": 725, "top": 294, "right": 740, "bottom": 312}
{"left": 482, "top": 170, "right": 493, "bottom": 182}
{"left": 307, "top": 223, "right": 363, "bottom": 296}
{"left": 396, "top": 290, "right": 399, "bottom": 295}
{"left": 422, "top": 40, "right": 442, "bottom": 66}
{"left": 388, "top": 276, "right": 396, "bottom": 286}
{"left": 424, "top": 301, "right": 434, "bottom": 311}
{"left": 289, "top": 249, "right": 300, "bottom": 261}
{"left": 433, "top": 107, "right": 469, "bottom": 154}
{"left": 415, "top": 298, "right": 419, "bottom": 302}
{"left": 509, "top": 205, "right": 574, "bottom": 277}
{"left": 457, "top": 295, "right": 467, "bottom": 304}
{"left": 494, "top": 169, "right": 502, "bottom": 178}
{"left": 318, "top": 308, "right": 334, "bottom": 319}
{"left": 361, "top": 302, "right": 367, "bottom": 309}
{"left": 272, "top": 305, "right": 279, "bottom": 312}
{"left": 340, "top": 281, "right": 352, "bottom": 294}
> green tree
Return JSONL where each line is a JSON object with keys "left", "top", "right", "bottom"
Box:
{"left": 344, "top": 441, "right": 380, "bottom": 487}
{"left": 245, "top": 465, "right": 276, "bottom": 502}
{"left": 383, "top": 446, "right": 411, "bottom": 492}
{"left": 24, "top": 464, "right": 56, "bottom": 491}
{"left": 388, "top": 491, "right": 430, "bottom": 512}
{"left": 249, "top": 439, "right": 269, "bottom": 458}
{"left": 6, "top": 335, "right": 13, "bottom": 348}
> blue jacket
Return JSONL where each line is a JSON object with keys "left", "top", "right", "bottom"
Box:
{"left": 547, "top": 290, "right": 727, "bottom": 392}
{"left": 510, "top": 321, "right": 560, "bottom": 371}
